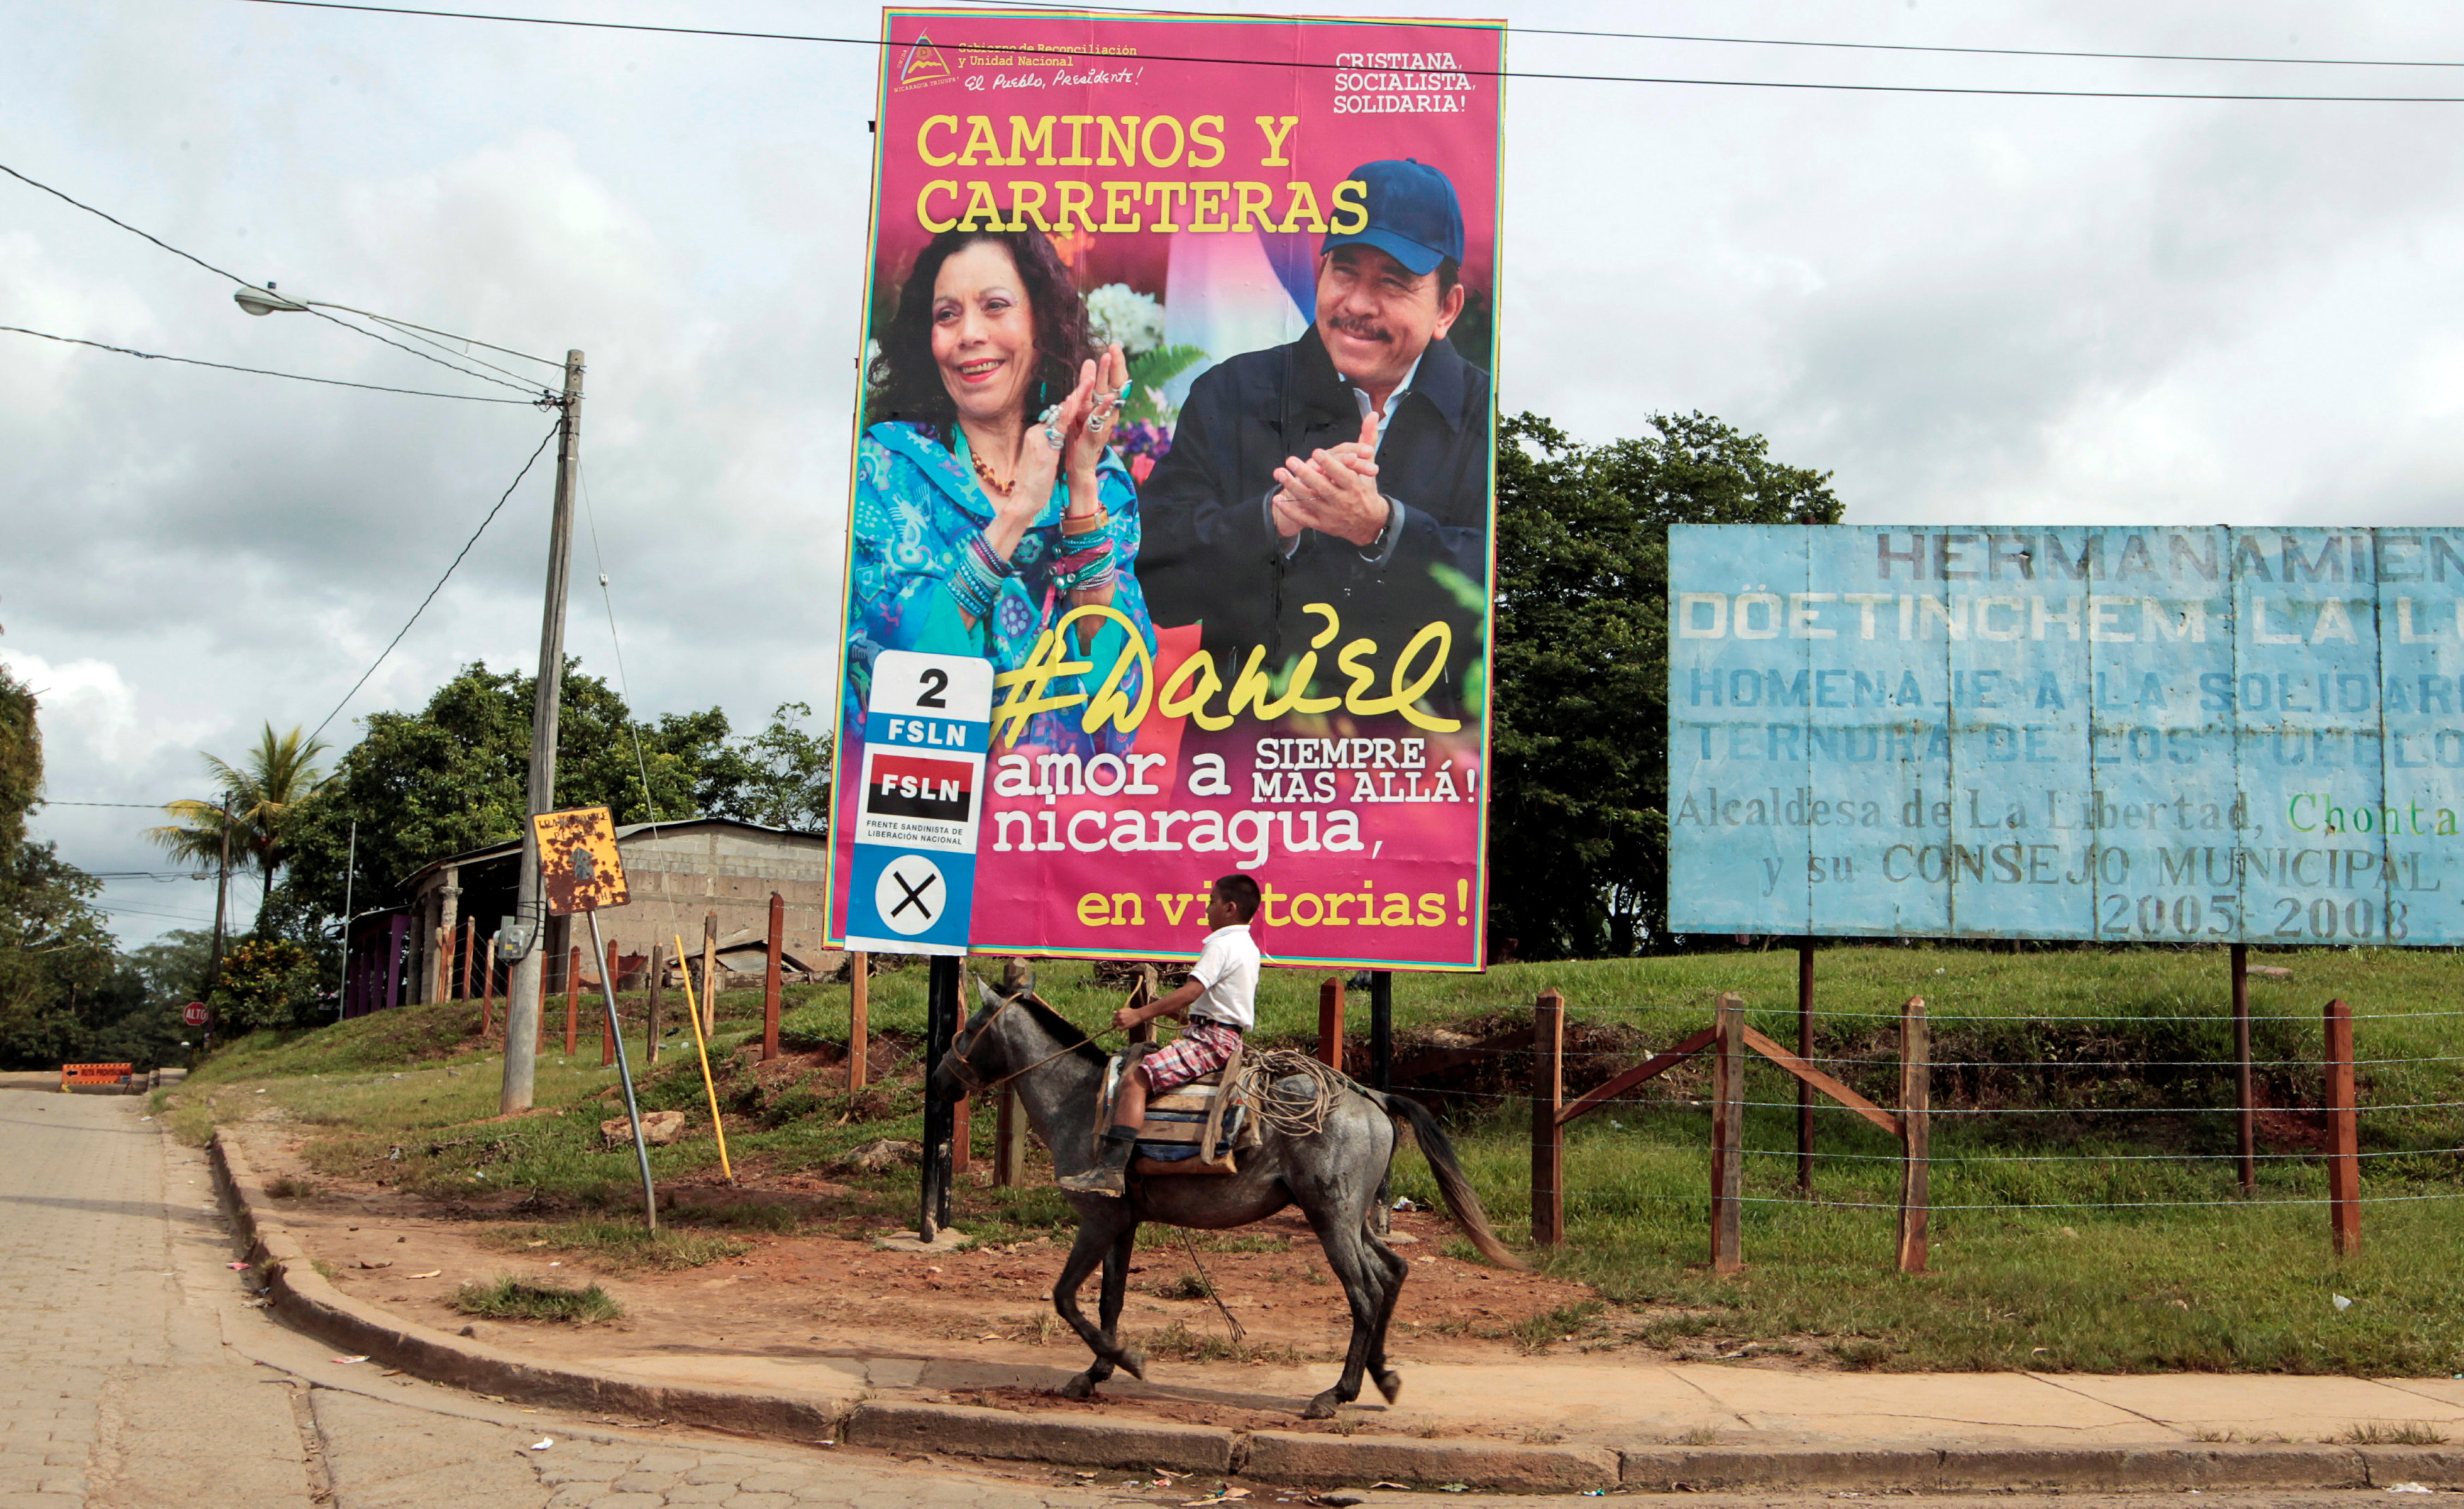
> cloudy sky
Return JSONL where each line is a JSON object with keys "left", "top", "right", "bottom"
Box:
{"left": 10, "top": 0, "right": 2464, "bottom": 944}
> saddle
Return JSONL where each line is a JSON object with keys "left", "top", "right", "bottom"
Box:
{"left": 1098, "top": 1037, "right": 1255, "bottom": 1177}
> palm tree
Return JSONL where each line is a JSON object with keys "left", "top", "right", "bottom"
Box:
{"left": 149, "top": 725, "right": 333, "bottom": 910}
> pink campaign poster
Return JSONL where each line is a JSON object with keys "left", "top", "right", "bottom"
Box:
{"left": 830, "top": 8, "right": 1504, "bottom": 970}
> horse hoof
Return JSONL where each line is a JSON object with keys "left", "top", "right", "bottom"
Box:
{"left": 1374, "top": 1370, "right": 1403, "bottom": 1404}
{"left": 1060, "top": 1372, "right": 1098, "bottom": 1400}
{"left": 1302, "top": 1389, "right": 1343, "bottom": 1421}
{"left": 1116, "top": 1346, "right": 1148, "bottom": 1382}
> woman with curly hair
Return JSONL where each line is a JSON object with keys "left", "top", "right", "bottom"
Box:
{"left": 848, "top": 229, "right": 1152, "bottom": 756}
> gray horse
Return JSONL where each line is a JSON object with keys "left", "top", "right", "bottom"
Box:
{"left": 934, "top": 979, "right": 1524, "bottom": 1420}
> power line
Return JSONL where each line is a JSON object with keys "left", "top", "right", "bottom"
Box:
{"left": 0, "top": 160, "right": 541, "bottom": 397}
{"left": 306, "top": 420, "right": 560, "bottom": 744}
{"left": 931, "top": 0, "right": 2464, "bottom": 73}
{"left": 40, "top": 801, "right": 176, "bottom": 809}
{"left": 0, "top": 325, "right": 539, "bottom": 405}
{"left": 234, "top": 0, "right": 2464, "bottom": 104}
{"left": 576, "top": 458, "right": 665, "bottom": 833}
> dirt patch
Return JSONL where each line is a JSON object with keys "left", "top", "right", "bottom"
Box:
{"left": 222, "top": 1117, "right": 1729, "bottom": 1436}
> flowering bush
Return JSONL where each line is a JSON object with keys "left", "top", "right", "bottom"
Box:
{"left": 1113, "top": 418, "right": 1174, "bottom": 478}
{"left": 1086, "top": 283, "right": 1167, "bottom": 355}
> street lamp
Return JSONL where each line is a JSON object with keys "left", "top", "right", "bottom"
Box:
{"left": 236, "top": 281, "right": 582, "bottom": 1115}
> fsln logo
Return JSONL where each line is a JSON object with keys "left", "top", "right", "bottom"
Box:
{"left": 898, "top": 33, "right": 950, "bottom": 86}
{"left": 868, "top": 753, "right": 973, "bottom": 822}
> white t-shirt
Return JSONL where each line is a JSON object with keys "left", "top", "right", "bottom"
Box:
{"left": 1187, "top": 922, "right": 1261, "bottom": 1031}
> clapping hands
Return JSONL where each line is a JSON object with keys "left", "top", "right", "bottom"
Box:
{"left": 1271, "top": 408, "right": 1390, "bottom": 548}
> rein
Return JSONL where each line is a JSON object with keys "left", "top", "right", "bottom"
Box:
{"left": 945, "top": 987, "right": 1117, "bottom": 1094}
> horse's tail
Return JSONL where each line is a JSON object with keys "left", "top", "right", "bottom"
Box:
{"left": 1371, "top": 1091, "right": 1528, "bottom": 1272}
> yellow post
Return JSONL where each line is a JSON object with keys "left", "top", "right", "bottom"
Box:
{"left": 674, "top": 933, "right": 734, "bottom": 1184}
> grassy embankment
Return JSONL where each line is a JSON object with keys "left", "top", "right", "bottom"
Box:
{"left": 168, "top": 946, "right": 2464, "bottom": 1374}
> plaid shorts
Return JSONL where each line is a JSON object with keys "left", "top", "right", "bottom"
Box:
{"left": 1139, "top": 1018, "right": 1243, "bottom": 1094}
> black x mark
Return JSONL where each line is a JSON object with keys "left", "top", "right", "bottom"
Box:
{"left": 888, "top": 868, "right": 938, "bottom": 920}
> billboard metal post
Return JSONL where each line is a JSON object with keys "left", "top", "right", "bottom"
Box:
{"left": 1369, "top": 971, "right": 1393, "bottom": 1092}
{"left": 920, "top": 956, "right": 959, "bottom": 1241}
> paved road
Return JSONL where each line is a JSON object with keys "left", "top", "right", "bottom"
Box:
{"left": 0, "top": 1089, "right": 2411, "bottom": 1509}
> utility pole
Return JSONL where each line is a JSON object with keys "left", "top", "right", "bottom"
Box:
{"left": 337, "top": 819, "right": 356, "bottom": 1022}
{"left": 501, "top": 349, "right": 584, "bottom": 1115}
{"left": 207, "top": 794, "right": 234, "bottom": 989}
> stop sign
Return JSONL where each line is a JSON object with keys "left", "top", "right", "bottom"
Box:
{"left": 182, "top": 1002, "right": 209, "bottom": 1027}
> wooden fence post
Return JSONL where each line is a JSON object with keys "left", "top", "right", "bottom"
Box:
{"left": 481, "top": 933, "right": 497, "bottom": 1037}
{"left": 602, "top": 938, "right": 619, "bottom": 1067}
{"left": 1531, "top": 989, "right": 1564, "bottom": 1247}
{"left": 1897, "top": 995, "right": 1930, "bottom": 1275}
{"left": 565, "top": 945, "right": 581, "bottom": 1056}
{"left": 848, "top": 952, "right": 870, "bottom": 1091}
{"left": 1318, "top": 977, "right": 1346, "bottom": 1072}
{"left": 761, "top": 892, "right": 784, "bottom": 1063}
{"left": 700, "top": 911, "right": 719, "bottom": 1034}
{"left": 953, "top": 1094, "right": 973, "bottom": 1177}
{"left": 2233, "top": 944, "right": 2254, "bottom": 1196}
{"left": 1797, "top": 943, "right": 1816, "bottom": 1196}
{"left": 458, "top": 917, "right": 474, "bottom": 1001}
{"left": 995, "top": 1085, "right": 1026, "bottom": 1187}
{"left": 1711, "top": 991, "right": 1744, "bottom": 1274}
{"left": 432, "top": 925, "right": 451, "bottom": 1005}
{"left": 646, "top": 944, "right": 665, "bottom": 1065}
{"left": 2326, "top": 996, "right": 2360, "bottom": 1258}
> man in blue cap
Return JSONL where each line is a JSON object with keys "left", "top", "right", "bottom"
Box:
{"left": 1136, "top": 158, "right": 1489, "bottom": 710}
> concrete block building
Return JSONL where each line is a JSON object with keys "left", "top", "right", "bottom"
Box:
{"left": 343, "top": 818, "right": 836, "bottom": 1015}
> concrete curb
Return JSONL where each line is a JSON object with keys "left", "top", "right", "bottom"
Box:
{"left": 210, "top": 1129, "right": 851, "bottom": 1445}
{"left": 200, "top": 1130, "right": 2464, "bottom": 1495}
{"left": 1617, "top": 1442, "right": 2460, "bottom": 1494}
{"left": 846, "top": 1401, "right": 1236, "bottom": 1472}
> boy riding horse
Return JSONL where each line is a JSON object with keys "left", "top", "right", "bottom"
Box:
{"left": 1058, "top": 874, "right": 1262, "bottom": 1197}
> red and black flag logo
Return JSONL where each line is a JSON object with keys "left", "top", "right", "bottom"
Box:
{"left": 867, "top": 753, "right": 974, "bottom": 822}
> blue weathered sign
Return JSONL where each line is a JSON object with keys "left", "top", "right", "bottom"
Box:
{"left": 1667, "top": 525, "right": 2464, "bottom": 944}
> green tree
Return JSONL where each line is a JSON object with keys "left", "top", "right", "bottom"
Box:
{"left": 0, "top": 840, "right": 122, "bottom": 1067}
{"left": 206, "top": 937, "right": 324, "bottom": 1033}
{"left": 263, "top": 663, "right": 822, "bottom": 948}
{"left": 702, "top": 702, "right": 835, "bottom": 832}
{"left": 146, "top": 724, "right": 332, "bottom": 911}
{"left": 0, "top": 663, "right": 35, "bottom": 854}
{"left": 1489, "top": 411, "right": 1842, "bottom": 958}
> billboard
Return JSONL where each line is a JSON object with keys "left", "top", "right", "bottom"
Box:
{"left": 1668, "top": 525, "right": 2464, "bottom": 944}
{"left": 828, "top": 8, "right": 1505, "bottom": 970}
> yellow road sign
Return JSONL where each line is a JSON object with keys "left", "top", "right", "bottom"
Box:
{"left": 532, "top": 806, "right": 628, "bottom": 915}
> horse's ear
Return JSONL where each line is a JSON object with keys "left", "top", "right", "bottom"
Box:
{"left": 972, "top": 976, "right": 1009, "bottom": 1011}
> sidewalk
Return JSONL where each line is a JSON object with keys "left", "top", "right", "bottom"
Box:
{"left": 207, "top": 1130, "right": 2464, "bottom": 1495}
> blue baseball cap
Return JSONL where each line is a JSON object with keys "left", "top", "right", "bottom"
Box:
{"left": 1322, "top": 158, "right": 1464, "bottom": 278}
